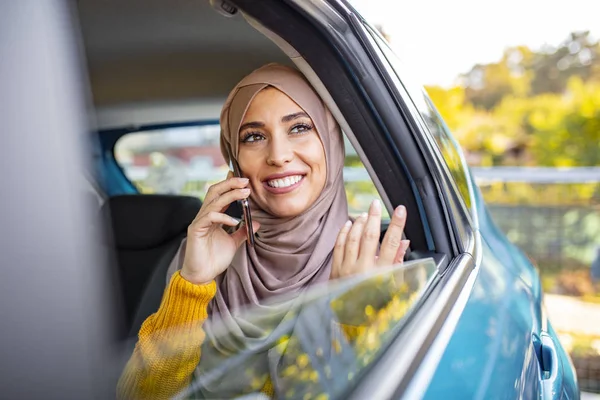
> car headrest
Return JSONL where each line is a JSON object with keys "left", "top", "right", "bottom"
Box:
{"left": 102, "top": 195, "right": 201, "bottom": 250}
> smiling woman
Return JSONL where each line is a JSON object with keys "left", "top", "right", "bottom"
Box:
{"left": 237, "top": 87, "right": 327, "bottom": 218}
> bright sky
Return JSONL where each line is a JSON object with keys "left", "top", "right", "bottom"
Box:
{"left": 351, "top": 0, "right": 600, "bottom": 87}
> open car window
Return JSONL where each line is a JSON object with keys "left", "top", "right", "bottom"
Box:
{"left": 113, "top": 123, "right": 389, "bottom": 219}
{"left": 155, "top": 258, "right": 437, "bottom": 399}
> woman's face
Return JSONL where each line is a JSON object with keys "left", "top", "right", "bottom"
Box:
{"left": 237, "top": 87, "right": 327, "bottom": 218}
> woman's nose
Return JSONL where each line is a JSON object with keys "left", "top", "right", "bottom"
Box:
{"left": 266, "top": 136, "right": 293, "bottom": 167}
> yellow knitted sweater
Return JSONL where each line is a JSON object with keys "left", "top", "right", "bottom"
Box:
{"left": 117, "top": 271, "right": 372, "bottom": 399}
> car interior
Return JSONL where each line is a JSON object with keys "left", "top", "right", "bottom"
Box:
{"left": 76, "top": 0, "right": 450, "bottom": 343}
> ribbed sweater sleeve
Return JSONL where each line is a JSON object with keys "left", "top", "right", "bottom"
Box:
{"left": 117, "top": 271, "right": 217, "bottom": 400}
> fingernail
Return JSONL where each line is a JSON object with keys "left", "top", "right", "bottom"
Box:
{"left": 395, "top": 205, "right": 406, "bottom": 217}
{"left": 240, "top": 177, "right": 249, "bottom": 183}
{"left": 344, "top": 220, "right": 352, "bottom": 228}
{"left": 360, "top": 212, "right": 368, "bottom": 220}
{"left": 241, "top": 188, "right": 250, "bottom": 195}
{"left": 401, "top": 239, "right": 410, "bottom": 248}
{"left": 231, "top": 217, "right": 240, "bottom": 224}
{"left": 370, "top": 199, "right": 381, "bottom": 212}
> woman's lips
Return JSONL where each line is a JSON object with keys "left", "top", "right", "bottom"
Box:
{"left": 262, "top": 175, "right": 305, "bottom": 194}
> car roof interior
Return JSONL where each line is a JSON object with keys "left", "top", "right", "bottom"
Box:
{"left": 77, "top": 0, "right": 292, "bottom": 127}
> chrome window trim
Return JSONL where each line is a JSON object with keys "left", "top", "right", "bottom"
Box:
{"left": 401, "top": 232, "right": 482, "bottom": 399}
{"left": 348, "top": 237, "right": 480, "bottom": 399}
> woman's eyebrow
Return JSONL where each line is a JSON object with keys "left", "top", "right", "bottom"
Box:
{"left": 239, "top": 121, "right": 265, "bottom": 132}
{"left": 281, "top": 112, "right": 309, "bottom": 123}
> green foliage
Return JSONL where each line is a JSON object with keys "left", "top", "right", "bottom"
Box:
{"left": 426, "top": 31, "right": 600, "bottom": 168}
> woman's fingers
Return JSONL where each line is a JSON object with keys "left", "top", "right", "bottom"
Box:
{"left": 203, "top": 177, "right": 249, "bottom": 205}
{"left": 332, "top": 220, "right": 352, "bottom": 277}
{"left": 192, "top": 178, "right": 250, "bottom": 223}
{"left": 393, "top": 240, "right": 410, "bottom": 264}
{"left": 378, "top": 205, "right": 407, "bottom": 266}
{"left": 207, "top": 187, "right": 251, "bottom": 214}
{"left": 344, "top": 213, "right": 367, "bottom": 266}
{"left": 231, "top": 220, "right": 261, "bottom": 247}
{"left": 332, "top": 203, "right": 409, "bottom": 281}
{"left": 189, "top": 211, "right": 240, "bottom": 232}
{"left": 357, "top": 199, "right": 382, "bottom": 265}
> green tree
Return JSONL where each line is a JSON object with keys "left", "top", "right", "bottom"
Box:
{"left": 529, "top": 77, "right": 600, "bottom": 166}
{"left": 530, "top": 31, "right": 600, "bottom": 96}
{"left": 427, "top": 31, "right": 600, "bottom": 168}
{"left": 461, "top": 46, "right": 534, "bottom": 110}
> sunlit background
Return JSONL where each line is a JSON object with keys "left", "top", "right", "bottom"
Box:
{"left": 351, "top": 0, "right": 599, "bottom": 87}
{"left": 351, "top": 0, "right": 600, "bottom": 394}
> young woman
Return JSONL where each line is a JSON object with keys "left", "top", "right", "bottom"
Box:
{"left": 118, "top": 63, "right": 409, "bottom": 399}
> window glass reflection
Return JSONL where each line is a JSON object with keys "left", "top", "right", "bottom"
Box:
{"left": 168, "top": 258, "right": 438, "bottom": 399}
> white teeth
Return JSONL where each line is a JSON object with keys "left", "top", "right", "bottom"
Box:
{"left": 267, "top": 175, "right": 303, "bottom": 188}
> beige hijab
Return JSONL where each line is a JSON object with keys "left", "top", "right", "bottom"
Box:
{"left": 168, "top": 63, "right": 348, "bottom": 398}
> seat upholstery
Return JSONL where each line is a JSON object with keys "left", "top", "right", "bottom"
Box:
{"left": 101, "top": 194, "right": 201, "bottom": 336}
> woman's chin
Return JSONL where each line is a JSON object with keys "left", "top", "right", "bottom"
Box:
{"left": 266, "top": 201, "right": 310, "bottom": 218}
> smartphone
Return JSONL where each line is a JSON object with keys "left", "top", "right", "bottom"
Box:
{"left": 228, "top": 153, "right": 255, "bottom": 247}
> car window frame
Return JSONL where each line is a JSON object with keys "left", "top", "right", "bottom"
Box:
{"left": 362, "top": 24, "right": 478, "bottom": 229}
{"left": 349, "top": 17, "right": 476, "bottom": 256}
{"left": 97, "top": 119, "right": 220, "bottom": 196}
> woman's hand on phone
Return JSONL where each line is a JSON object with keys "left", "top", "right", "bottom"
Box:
{"left": 181, "top": 174, "right": 260, "bottom": 285}
{"left": 330, "top": 200, "right": 410, "bottom": 280}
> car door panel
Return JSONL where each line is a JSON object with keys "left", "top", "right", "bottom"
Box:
{"left": 423, "top": 240, "right": 544, "bottom": 399}
{"left": 474, "top": 182, "right": 578, "bottom": 399}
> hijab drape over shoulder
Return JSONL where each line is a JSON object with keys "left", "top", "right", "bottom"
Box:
{"left": 167, "top": 63, "right": 348, "bottom": 398}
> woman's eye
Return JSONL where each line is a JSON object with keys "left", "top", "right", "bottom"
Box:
{"left": 290, "top": 123, "right": 313, "bottom": 135}
{"left": 241, "top": 133, "right": 265, "bottom": 143}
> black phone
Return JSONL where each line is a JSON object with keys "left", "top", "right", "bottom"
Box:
{"left": 228, "top": 154, "right": 255, "bottom": 247}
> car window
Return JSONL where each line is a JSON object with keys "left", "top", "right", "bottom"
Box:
{"left": 168, "top": 258, "right": 437, "bottom": 399}
{"left": 114, "top": 124, "right": 225, "bottom": 197}
{"left": 362, "top": 25, "right": 475, "bottom": 212}
{"left": 114, "top": 123, "right": 389, "bottom": 219}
